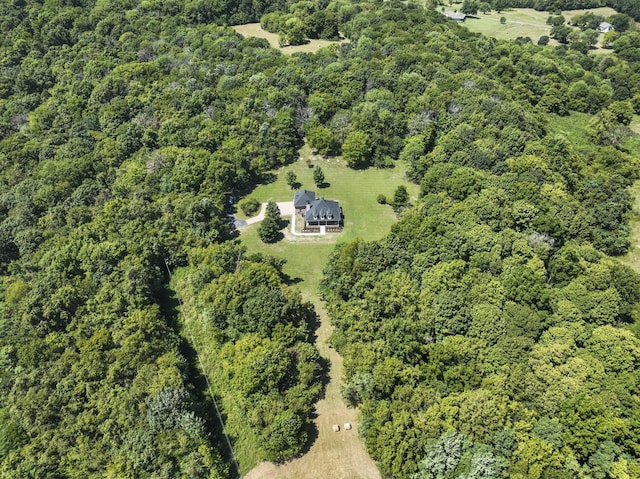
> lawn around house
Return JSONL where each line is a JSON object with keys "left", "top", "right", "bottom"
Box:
{"left": 238, "top": 152, "right": 417, "bottom": 296}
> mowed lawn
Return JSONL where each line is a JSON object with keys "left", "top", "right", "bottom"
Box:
{"left": 460, "top": 6, "right": 618, "bottom": 48}
{"left": 238, "top": 150, "right": 419, "bottom": 298}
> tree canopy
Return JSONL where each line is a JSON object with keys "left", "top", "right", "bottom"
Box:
{"left": 0, "top": 0, "right": 639, "bottom": 476}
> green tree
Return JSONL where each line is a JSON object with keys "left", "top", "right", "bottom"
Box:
{"left": 313, "top": 166, "right": 325, "bottom": 188}
{"left": 258, "top": 201, "right": 282, "bottom": 243}
{"left": 551, "top": 25, "right": 572, "bottom": 43}
{"left": 587, "top": 109, "right": 630, "bottom": 148}
{"left": 461, "top": 0, "right": 479, "bottom": 15}
{"left": 607, "top": 14, "right": 631, "bottom": 33}
{"left": 547, "top": 15, "right": 565, "bottom": 27}
{"left": 285, "top": 171, "right": 297, "bottom": 190}
{"left": 392, "top": 185, "right": 409, "bottom": 210}
{"left": 307, "top": 124, "right": 335, "bottom": 155}
{"left": 342, "top": 130, "right": 372, "bottom": 168}
{"left": 261, "top": 410, "right": 308, "bottom": 463}
{"left": 239, "top": 197, "right": 260, "bottom": 216}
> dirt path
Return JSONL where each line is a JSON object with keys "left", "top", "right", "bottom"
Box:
{"left": 245, "top": 298, "right": 380, "bottom": 479}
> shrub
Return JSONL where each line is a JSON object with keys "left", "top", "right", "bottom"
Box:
{"left": 377, "top": 194, "right": 387, "bottom": 205}
{"left": 239, "top": 197, "right": 260, "bottom": 217}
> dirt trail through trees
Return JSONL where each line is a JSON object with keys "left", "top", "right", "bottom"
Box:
{"left": 245, "top": 296, "right": 380, "bottom": 479}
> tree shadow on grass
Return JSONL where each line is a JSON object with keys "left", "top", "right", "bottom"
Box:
{"left": 259, "top": 172, "right": 278, "bottom": 185}
{"left": 305, "top": 308, "right": 331, "bottom": 400}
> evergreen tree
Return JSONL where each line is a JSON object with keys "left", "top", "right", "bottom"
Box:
{"left": 258, "top": 201, "right": 282, "bottom": 243}
{"left": 313, "top": 166, "right": 325, "bottom": 188}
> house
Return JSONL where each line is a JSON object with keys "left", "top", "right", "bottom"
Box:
{"left": 305, "top": 197, "right": 342, "bottom": 227}
{"left": 598, "top": 22, "right": 614, "bottom": 33}
{"left": 293, "top": 190, "right": 342, "bottom": 228}
{"left": 293, "top": 189, "right": 316, "bottom": 214}
{"left": 444, "top": 11, "right": 466, "bottom": 22}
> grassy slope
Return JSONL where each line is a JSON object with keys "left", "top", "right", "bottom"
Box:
{"left": 546, "top": 110, "right": 597, "bottom": 154}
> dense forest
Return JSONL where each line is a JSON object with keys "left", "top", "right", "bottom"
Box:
{"left": 0, "top": 0, "right": 640, "bottom": 477}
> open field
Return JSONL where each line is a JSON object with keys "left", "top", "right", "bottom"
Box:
{"left": 240, "top": 150, "right": 417, "bottom": 478}
{"left": 460, "top": 6, "right": 619, "bottom": 49}
{"left": 232, "top": 23, "right": 346, "bottom": 54}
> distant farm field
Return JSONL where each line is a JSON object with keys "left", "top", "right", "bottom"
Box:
{"left": 460, "top": 6, "right": 619, "bottom": 48}
{"left": 232, "top": 23, "right": 345, "bottom": 54}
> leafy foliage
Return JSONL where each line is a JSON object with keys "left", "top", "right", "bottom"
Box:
{"left": 178, "top": 243, "right": 323, "bottom": 463}
{"left": 0, "top": 0, "right": 639, "bottom": 475}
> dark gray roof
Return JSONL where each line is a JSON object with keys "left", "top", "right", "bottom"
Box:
{"left": 294, "top": 189, "right": 316, "bottom": 208}
{"left": 305, "top": 198, "right": 341, "bottom": 222}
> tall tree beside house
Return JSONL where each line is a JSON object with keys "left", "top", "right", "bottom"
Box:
{"left": 258, "top": 201, "right": 282, "bottom": 243}
{"left": 461, "top": 0, "right": 479, "bottom": 14}
{"left": 342, "top": 130, "right": 373, "bottom": 169}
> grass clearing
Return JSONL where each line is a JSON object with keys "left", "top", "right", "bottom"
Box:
{"left": 238, "top": 149, "right": 419, "bottom": 298}
{"left": 232, "top": 23, "right": 346, "bottom": 55}
{"left": 460, "top": 6, "right": 619, "bottom": 49}
{"left": 546, "top": 110, "right": 598, "bottom": 155}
